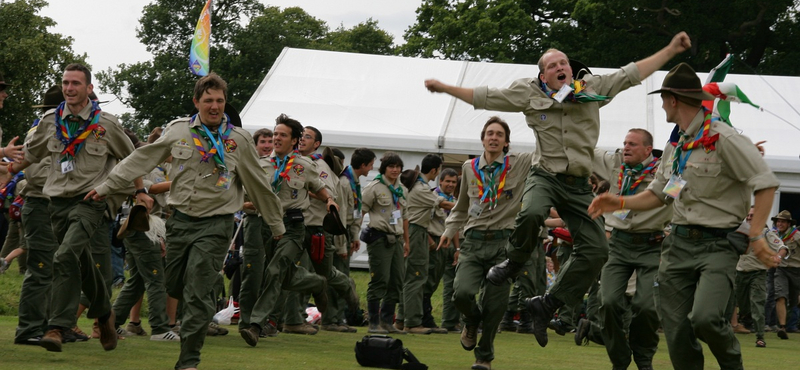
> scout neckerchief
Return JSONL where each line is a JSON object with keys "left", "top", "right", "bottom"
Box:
{"left": 779, "top": 227, "right": 798, "bottom": 243}
{"left": 671, "top": 107, "right": 720, "bottom": 175}
{"left": 309, "top": 153, "right": 322, "bottom": 161}
{"left": 342, "top": 165, "right": 362, "bottom": 213}
{"left": 156, "top": 165, "right": 170, "bottom": 181}
{"left": 435, "top": 186, "right": 455, "bottom": 215}
{"left": 374, "top": 173, "right": 405, "bottom": 208}
{"left": 470, "top": 155, "right": 509, "bottom": 210}
{"left": 54, "top": 100, "right": 101, "bottom": 163}
{"left": 270, "top": 151, "right": 296, "bottom": 193}
{"left": 541, "top": 80, "right": 609, "bottom": 103}
{"left": 617, "top": 157, "right": 658, "bottom": 196}
{"left": 189, "top": 114, "right": 234, "bottom": 170}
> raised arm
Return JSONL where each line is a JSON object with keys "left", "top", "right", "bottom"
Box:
{"left": 425, "top": 79, "right": 474, "bottom": 105}
{"left": 635, "top": 31, "right": 691, "bottom": 80}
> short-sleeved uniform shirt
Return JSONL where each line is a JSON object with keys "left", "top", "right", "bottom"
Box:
{"left": 362, "top": 177, "right": 408, "bottom": 236}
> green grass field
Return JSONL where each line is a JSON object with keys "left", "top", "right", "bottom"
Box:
{"left": 0, "top": 261, "right": 798, "bottom": 369}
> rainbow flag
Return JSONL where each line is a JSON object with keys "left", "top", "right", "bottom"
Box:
{"left": 189, "top": 0, "right": 213, "bottom": 76}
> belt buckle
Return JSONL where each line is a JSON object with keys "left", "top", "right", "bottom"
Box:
{"left": 688, "top": 228, "right": 703, "bottom": 239}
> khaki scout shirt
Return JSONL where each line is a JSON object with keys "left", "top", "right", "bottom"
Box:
{"left": 647, "top": 110, "right": 780, "bottom": 229}
{"left": 94, "top": 116, "right": 285, "bottom": 236}
{"left": 339, "top": 172, "right": 363, "bottom": 244}
{"left": 738, "top": 227, "right": 785, "bottom": 272}
{"left": 444, "top": 151, "right": 534, "bottom": 239}
{"left": 262, "top": 152, "right": 324, "bottom": 213}
{"left": 143, "top": 165, "right": 169, "bottom": 218}
{"left": 332, "top": 173, "right": 352, "bottom": 255}
{"left": 473, "top": 63, "right": 641, "bottom": 177}
{"left": 362, "top": 177, "right": 408, "bottom": 236}
{"left": 23, "top": 103, "right": 135, "bottom": 198}
{"left": 20, "top": 121, "right": 50, "bottom": 199}
{"left": 303, "top": 157, "right": 338, "bottom": 227}
{"left": 777, "top": 227, "right": 800, "bottom": 268}
{"left": 593, "top": 151, "right": 671, "bottom": 233}
{"left": 407, "top": 176, "right": 442, "bottom": 228}
{"left": 429, "top": 188, "right": 454, "bottom": 237}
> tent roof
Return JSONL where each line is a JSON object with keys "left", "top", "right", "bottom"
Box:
{"left": 241, "top": 47, "right": 800, "bottom": 168}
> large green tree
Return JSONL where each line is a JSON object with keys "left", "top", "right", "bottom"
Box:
{"left": 0, "top": 0, "right": 86, "bottom": 142}
{"left": 400, "top": 0, "right": 799, "bottom": 75}
{"left": 99, "top": 1, "right": 396, "bottom": 134}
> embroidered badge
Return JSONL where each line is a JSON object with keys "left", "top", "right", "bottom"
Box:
{"left": 540, "top": 114, "right": 547, "bottom": 121}
{"left": 176, "top": 139, "right": 190, "bottom": 147}
{"left": 293, "top": 164, "right": 305, "bottom": 175}
{"left": 320, "top": 171, "right": 328, "bottom": 179}
{"left": 291, "top": 189, "right": 298, "bottom": 199}
{"left": 93, "top": 125, "right": 106, "bottom": 140}
{"left": 179, "top": 165, "right": 184, "bottom": 171}
{"left": 224, "top": 138, "right": 237, "bottom": 153}
{"left": 504, "top": 189, "right": 513, "bottom": 199}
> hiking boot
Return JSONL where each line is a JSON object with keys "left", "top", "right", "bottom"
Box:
{"left": 548, "top": 318, "right": 570, "bottom": 336}
{"left": 472, "top": 359, "right": 491, "bottom": 370}
{"left": 777, "top": 327, "right": 788, "bottom": 339}
{"left": 425, "top": 326, "right": 449, "bottom": 334}
{"left": 41, "top": 328, "right": 64, "bottom": 352}
{"left": 444, "top": 324, "right": 462, "bottom": 333}
{"left": 260, "top": 322, "right": 279, "bottom": 337}
{"left": 486, "top": 259, "right": 523, "bottom": 286}
{"left": 15, "top": 335, "right": 42, "bottom": 345}
{"left": 207, "top": 322, "right": 229, "bottom": 336}
{"left": 575, "top": 318, "right": 591, "bottom": 346}
{"left": 98, "top": 311, "right": 118, "bottom": 351}
{"left": 126, "top": 321, "right": 148, "bottom": 336}
{"left": 71, "top": 325, "right": 90, "bottom": 341}
{"left": 733, "top": 324, "right": 751, "bottom": 334}
{"left": 150, "top": 331, "right": 180, "bottom": 341}
{"left": 499, "top": 311, "right": 518, "bottom": 332}
{"left": 284, "top": 322, "right": 319, "bottom": 335}
{"left": 517, "top": 310, "right": 534, "bottom": 334}
{"left": 240, "top": 324, "right": 260, "bottom": 347}
{"left": 312, "top": 279, "right": 329, "bottom": 315}
{"left": 62, "top": 328, "right": 89, "bottom": 343}
{"left": 379, "top": 302, "right": 405, "bottom": 335}
{"left": 404, "top": 326, "right": 433, "bottom": 335}
{"left": 321, "top": 324, "right": 349, "bottom": 332}
{"left": 367, "top": 301, "right": 387, "bottom": 334}
{"left": 393, "top": 321, "right": 405, "bottom": 332}
{"left": 461, "top": 325, "right": 478, "bottom": 351}
{"left": 380, "top": 322, "right": 406, "bottom": 334}
{"left": 525, "top": 294, "right": 562, "bottom": 347}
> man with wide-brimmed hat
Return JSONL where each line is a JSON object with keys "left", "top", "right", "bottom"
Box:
{"left": 426, "top": 32, "right": 696, "bottom": 349}
{"left": 590, "top": 62, "right": 780, "bottom": 370}
{"left": 771, "top": 209, "right": 800, "bottom": 340}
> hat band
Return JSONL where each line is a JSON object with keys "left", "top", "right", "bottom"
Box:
{"left": 662, "top": 87, "right": 704, "bottom": 92}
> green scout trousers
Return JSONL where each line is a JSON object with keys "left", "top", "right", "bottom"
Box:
{"left": 15, "top": 196, "right": 58, "bottom": 341}
{"left": 79, "top": 218, "right": 113, "bottom": 310}
{"left": 238, "top": 214, "right": 272, "bottom": 330}
{"left": 48, "top": 196, "right": 110, "bottom": 328}
{"left": 366, "top": 233, "right": 404, "bottom": 304}
{"left": 654, "top": 230, "right": 742, "bottom": 370}
{"left": 453, "top": 230, "right": 511, "bottom": 362}
{"left": 249, "top": 219, "right": 324, "bottom": 328}
{"left": 507, "top": 167, "right": 608, "bottom": 306}
{"left": 600, "top": 230, "right": 660, "bottom": 369}
{"left": 440, "top": 243, "right": 460, "bottom": 329}
{"left": 735, "top": 269, "right": 767, "bottom": 338}
{"left": 400, "top": 224, "right": 430, "bottom": 327}
{"left": 113, "top": 230, "right": 170, "bottom": 335}
{"left": 507, "top": 240, "right": 547, "bottom": 311}
{"left": 165, "top": 211, "right": 233, "bottom": 370}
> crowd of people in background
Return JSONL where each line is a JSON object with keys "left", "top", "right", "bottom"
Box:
{"left": 0, "top": 28, "right": 793, "bottom": 370}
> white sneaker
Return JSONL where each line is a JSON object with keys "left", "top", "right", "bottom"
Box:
{"left": 116, "top": 327, "right": 135, "bottom": 337}
{"left": 150, "top": 331, "right": 180, "bottom": 341}
{"left": 0, "top": 259, "right": 8, "bottom": 274}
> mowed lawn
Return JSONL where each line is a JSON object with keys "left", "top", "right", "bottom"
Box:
{"left": 0, "top": 263, "right": 798, "bottom": 369}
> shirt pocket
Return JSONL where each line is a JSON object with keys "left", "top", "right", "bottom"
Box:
{"left": 170, "top": 146, "right": 193, "bottom": 160}
{"left": 687, "top": 162, "right": 722, "bottom": 199}
{"left": 287, "top": 177, "right": 305, "bottom": 190}
{"left": 47, "top": 138, "right": 62, "bottom": 154}
{"left": 80, "top": 142, "right": 108, "bottom": 169}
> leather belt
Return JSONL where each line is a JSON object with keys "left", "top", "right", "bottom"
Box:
{"left": 466, "top": 229, "right": 512, "bottom": 241}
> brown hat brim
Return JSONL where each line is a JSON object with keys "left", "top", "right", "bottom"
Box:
{"left": 323, "top": 204, "right": 347, "bottom": 236}
{"left": 771, "top": 217, "right": 796, "bottom": 225}
{"left": 648, "top": 87, "right": 716, "bottom": 101}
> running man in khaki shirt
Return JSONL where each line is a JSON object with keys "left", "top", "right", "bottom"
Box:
{"left": 426, "top": 31, "right": 695, "bottom": 348}
{"left": 438, "top": 117, "right": 533, "bottom": 370}
{"left": 589, "top": 63, "right": 780, "bottom": 370}
{"left": 90, "top": 73, "right": 284, "bottom": 370}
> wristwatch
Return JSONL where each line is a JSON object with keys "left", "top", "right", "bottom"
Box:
{"left": 134, "top": 188, "right": 148, "bottom": 196}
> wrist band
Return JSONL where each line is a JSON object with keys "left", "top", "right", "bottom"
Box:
{"left": 1, "top": 148, "right": 5, "bottom": 157}
{"left": 619, "top": 196, "right": 625, "bottom": 210}
{"left": 749, "top": 234, "right": 765, "bottom": 242}
{"left": 778, "top": 246, "right": 790, "bottom": 260}
{"left": 7, "top": 162, "right": 16, "bottom": 175}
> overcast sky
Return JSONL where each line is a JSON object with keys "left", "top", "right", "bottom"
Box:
{"left": 39, "top": 0, "right": 422, "bottom": 115}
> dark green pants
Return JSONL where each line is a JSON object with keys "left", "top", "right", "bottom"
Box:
{"left": 15, "top": 196, "right": 57, "bottom": 341}
{"left": 333, "top": 248, "right": 352, "bottom": 323}
{"left": 655, "top": 232, "right": 742, "bottom": 370}
{"left": 600, "top": 231, "right": 660, "bottom": 368}
{"left": 400, "top": 224, "right": 429, "bottom": 327}
{"left": 507, "top": 168, "right": 608, "bottom": 305}
{"left": 238, "top": 215, "right": 273, "bottom": 330}
{"left": 81, "top": 218, "right": 112, "bottom": 309}
{"left": 440, "top": 241, "right": 460, "bottom": 329}
{"left": 555, "top": 242, "right": 577, "bottom": 328}
{"left": 48, "top": 196, "right": 110, "bottom": 328}
{"left": 165, "top": 211, "right": 233, "bottom": 370}
{"left": 507, "top": 240, "right": 547, "bottom": 311}
{"left": 304, "top": 226, "right": 352, "bottom": 325}
{"left": 113, "top": 230, "right": 170, "bottom": 335}
{"left": 250, "top": 220, "right": 324, "bottom": 328}
{"left": 453, "top": 231, "right": 510, "bottom": 362}
{"left": 735, "top": 269, "right": 767, "bottom": 338}
{"left": 366, "top": 234, "right": 404, "bottom": 304}
{"left": 0, "top": 215, "right": 25, "bottom": 274}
